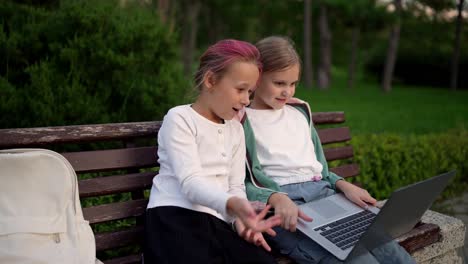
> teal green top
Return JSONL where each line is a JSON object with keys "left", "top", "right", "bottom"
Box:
{"left": 242, "top": 102, "right": 343, "bottom": 204}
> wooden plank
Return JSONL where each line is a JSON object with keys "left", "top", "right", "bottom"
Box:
{"left": 323, "top": 146, "right": 354, "bottom": 161}
{"left": 104, "top": 254, "right": 142, "bottom": 264}
{"left": 125, "top": 141, "right": 146, "bottom": 228}
{"left": 329, "top": 164, "right": 360, "bottom": 178}
{"left": 396, "top": 223, "right": 441, "bottom": 253}
{"left": 79, "top": 172, "right": 155, "bottom": 198}
{"left": 312, "top": 112, "right": 345, "bottom": 124}
{"left": 95, "top": 226, "right": 143, "bottom": 252}
{"left": 83, "top": 199, "right": 148, "bottom": 224}
{"left": 62, "top": 147, "right": 158, "bottom": 173}
{"left": 0, "top": 121, "right": 161, "bottom": 148}
{"left": 317, "top": 127, "right": 351, "bottom": 144}
{"left": 0, "top": 112, "right": 344, "bottom": 148}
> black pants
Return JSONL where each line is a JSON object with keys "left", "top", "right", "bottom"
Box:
{"left": 144, "top": 206, "right": 277, "bottom": 264}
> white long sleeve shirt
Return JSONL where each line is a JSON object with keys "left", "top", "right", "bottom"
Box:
{"left": 147, "top": 105, "right": 247, "bottom": 222}
{"left": 245, "top": 105, "right": 323, "bottom": 186}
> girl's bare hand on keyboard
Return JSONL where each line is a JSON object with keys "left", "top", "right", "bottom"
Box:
{"left": 268, "top": 193, "right": 312, "bottom": 232}
{"left": 336, "top": 180, "right": 377, "bottom": 209}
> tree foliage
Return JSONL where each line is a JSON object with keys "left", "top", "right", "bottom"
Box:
{"left": 366, "top": 14, "right": 468, "bottom": 89}
{"left": 0, "top": 0, "right": 188, "bottom": 128}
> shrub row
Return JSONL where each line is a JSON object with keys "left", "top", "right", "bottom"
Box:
{"left": 346, "top": 128, "right": 468, "bottom": 200}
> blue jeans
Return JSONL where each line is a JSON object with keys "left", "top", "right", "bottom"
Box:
{"left": 267, "top": 181, "right": 416, "bottom": 264}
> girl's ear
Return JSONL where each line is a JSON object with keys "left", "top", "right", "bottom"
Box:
{"left": 202, "top": 71, "right": 216, "bottom": 91}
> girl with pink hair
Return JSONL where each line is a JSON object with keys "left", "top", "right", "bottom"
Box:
{"left": 144, "top": 39, "right": 280, "bottom": 264}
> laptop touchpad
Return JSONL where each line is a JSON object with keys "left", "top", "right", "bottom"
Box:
{"left": 314, "top": 200, "right": 347, "bottom": 219}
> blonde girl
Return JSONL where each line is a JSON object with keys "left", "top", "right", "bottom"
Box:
{"left": 242, "top": 36, "right": 415, "bottom": 264}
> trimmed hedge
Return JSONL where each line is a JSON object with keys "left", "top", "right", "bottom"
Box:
{"left": 346, "top": 129, "right": 468, "bottom": 200}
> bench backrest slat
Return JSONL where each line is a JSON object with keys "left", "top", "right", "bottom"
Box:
{"left": 83, "top": 199, "right": 148, "bottom": 224}
{"left": 94, "top": 226, "right": 143, "bottom": 252}
{"left": 62, "top": 147, "right": 158, "bottom": 173}
{"left": 0, "top": 122, "right": 161, "bottom": 148}
{"left": 311, "top": 112, "right": 345, "bottom": 124}
{"left": 330, "top": 164, "right": 360, "bottom": 178}
{"left": 79, "top": 172, "right": 155, "bottom": 198}
{"left": 317, "top": 127, "right": 351, "bottom": 144}
{"left": 323, "top": 146, "right": 354, "bottom": 161}
{"left": 0, "top": 112, "right": 344, "bottom": 148}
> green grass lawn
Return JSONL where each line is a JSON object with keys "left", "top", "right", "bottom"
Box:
{"left": 295, "top": 78, "right": 468, "bottom": 135}
{"left": 295, "top": 71, "right": 468, "bottom": 202}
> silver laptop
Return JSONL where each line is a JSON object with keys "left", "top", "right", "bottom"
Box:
{"left": 297, "top": 170, "right": 455, "bottom": 261}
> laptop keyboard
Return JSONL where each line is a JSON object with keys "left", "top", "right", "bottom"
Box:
{"left": 313, "top": 210, "right": 376, "bottom": 250}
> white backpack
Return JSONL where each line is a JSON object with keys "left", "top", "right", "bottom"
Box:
{"left": 0, "top": 149, "right": 101, "bottom": 264}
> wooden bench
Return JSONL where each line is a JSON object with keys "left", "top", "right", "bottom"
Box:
{"left": 0, "top": 112, "right": 463, "bottom": 264}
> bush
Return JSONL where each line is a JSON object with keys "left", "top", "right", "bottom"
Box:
{"left": 0, "top": 0, "right": 188, "bottom": 128}
{"left": 347, "top": 129, "right": 468, "bottom": 200}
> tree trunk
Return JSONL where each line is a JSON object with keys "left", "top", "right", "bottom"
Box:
{"left": 181, "top": 1, "right": 201, "bottom": 76}
{"left": 205, "top": 4, "right": 224, "bottom": 44}
{"left": 347, "top": 27, "right": 360, "bottom": 89}
{"left": 303, "top": 0, "right": 313, "bottom": 89}
{"left": 318, "top": 3, "right": 332, "bottom": 90}
{"left": 381, "top": 0, "right": 402, "bottom": 93}
{"left": 156, "top": 0, "right": 176, "bottom": 33}
{"left": 157, "top": 0, "right": 169, "bottom": 24}
{"left": 450, "top": 0, "right": 464, "bottom": 91}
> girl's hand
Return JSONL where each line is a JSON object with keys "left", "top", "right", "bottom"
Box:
{"left": 250, "top": 200, "right": 267, "bottom": 213}
{"left": 268, "top": 193, "right": 313, "bottom": 232}
{"left": 336, "top": 180, "right": 377, "bottom": 209}
{"left": 234, "top": 205, "right": 279, "bottom": 251}
{"left": 226, "top": 197, "right": 281, "bottom": 233}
